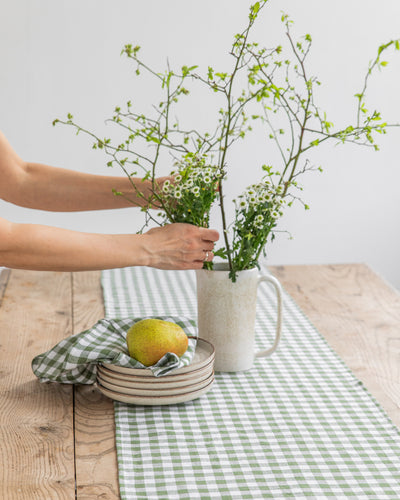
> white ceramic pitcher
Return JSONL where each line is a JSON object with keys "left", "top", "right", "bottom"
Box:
{"left": 196, "top": 263, "right": 282, "bottom": 372}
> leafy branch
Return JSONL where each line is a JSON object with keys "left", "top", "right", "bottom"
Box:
{"left": 53, "top": 0, "right": 399, "bottom": 279}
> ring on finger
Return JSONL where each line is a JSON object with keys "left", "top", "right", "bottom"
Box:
{"left": 204, "top": 251, "right": 209, "bottom": 262}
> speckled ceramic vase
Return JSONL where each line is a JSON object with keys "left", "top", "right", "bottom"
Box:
{"left": 196, "top": 263, "right": 283, "bottom": 372}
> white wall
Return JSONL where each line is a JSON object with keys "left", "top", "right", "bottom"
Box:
{"left": 1, "top": 0, "right": 399, "bottom": 288}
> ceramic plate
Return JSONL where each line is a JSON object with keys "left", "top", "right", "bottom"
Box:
{"left": 101, "top": 338, "right": 214, "bottom": 377}
{"left": 96, "top": 377, "right": 214, "bottom": 405}
{"left": 97, "top": 363, "right": 213, "bottom": 389}
{"left": 97, "top": 372, "right": 214, "bottom": 397}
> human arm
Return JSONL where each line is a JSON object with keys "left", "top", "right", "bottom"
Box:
{"left": 0, "top": 131, "right": 165, "bottom": 211}
{"left": 0, "top": 217, "right": 218, "bottom": 271}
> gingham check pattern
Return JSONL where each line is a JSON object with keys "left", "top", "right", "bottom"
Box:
{"left": 102, "top": 267, "right": 400, "bottom": 500}
{"left": 31, "top": 316, "right": 197, "bottom": 381}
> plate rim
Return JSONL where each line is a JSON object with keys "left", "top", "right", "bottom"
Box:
{"left": 97, "top": 372, "right": 214, "bottom": 396}
{"left": 96, "top": 377, "right": 214, "bottom": 405}
{"left": 98, "top": 356, "right": 214, "bottom": 383}
{"left": 101, "top": 337, "right": 215, "bottom": 377}
{"left": 97, "top": 363, "right": 213, "bottom": 388}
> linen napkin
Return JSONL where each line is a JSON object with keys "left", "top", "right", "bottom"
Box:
{"left": 31, "top": 315, "right": 197, "bottom": 383}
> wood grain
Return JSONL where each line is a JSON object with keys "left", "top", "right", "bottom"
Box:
{"left": 269, "top": 263, "right": 400, "bottom": 427}
{"left": 0, "top": 270, "right": 75, "bottom": 499}
{"left": 0, "top": 268, "right": 11, "bottom": 306}
{"left": 72, "top": 271, "right": 120, "bottom": 499}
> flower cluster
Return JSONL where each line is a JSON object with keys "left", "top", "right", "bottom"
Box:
{"left": 160, "top": 155, "right": 222, "bottom": 228}
{"left": 234, "top": 181, "right": 286, "bottom": 228}
{"left": 230, "top": 179, "right": 287, "bottom": 272}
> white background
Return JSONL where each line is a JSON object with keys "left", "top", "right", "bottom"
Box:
{"left": 1, "top": 0, "right": 399, "bottom": 288}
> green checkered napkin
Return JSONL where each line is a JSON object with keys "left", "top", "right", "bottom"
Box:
{"left": 31, "top": 316, "right": 197, "bottom": 382}
{"left": 102, "top": 267, "right": 400, "bottom": 500}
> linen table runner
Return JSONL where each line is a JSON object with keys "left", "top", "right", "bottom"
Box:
{"left": 102, "top": 267, "right": 400, "bottom": 500}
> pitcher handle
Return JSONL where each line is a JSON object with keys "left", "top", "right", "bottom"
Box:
{"left": 255, "top": 274, "right": 283, "bottom": 358}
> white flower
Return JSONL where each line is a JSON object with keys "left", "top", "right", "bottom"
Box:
{"left": 192, "top": 186, "right": 200, "bottom": 197}
{"left": 175, "top": 190, "right": 182, "bottom": 199}
{"left": 249, "top": 196, "right": 257, "bottom": 205}
{"left": 162, "top": 184, "right": 170, "bottom": 194}
{"left": 203, "top": 176, "right": 211, "bottom": 183}
{"left": 175, "top": 174, "right": 182, "bottom": 182}
{"left": 257, "top": 194, "right": 266, "bottom": 203}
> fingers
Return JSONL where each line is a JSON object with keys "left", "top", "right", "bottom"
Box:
{"left": 204, "top": 250, "right": 214, "bottom": 262}
{"left": 201, "top": 241, "right": 215, "bottom": 252}
{"left": 197, "top": 249, "right": 214, "bottom": 263}
{"left": 198, "top": 226, "right": 220, "bottom": 244}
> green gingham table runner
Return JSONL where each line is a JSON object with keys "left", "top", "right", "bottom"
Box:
{"left": 102, "top": 266, "right": 400, "bottom": 500}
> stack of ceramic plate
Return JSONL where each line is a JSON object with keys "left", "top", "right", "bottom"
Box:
{"left": 96, "top": 338, "right": 215, "bottom": 405}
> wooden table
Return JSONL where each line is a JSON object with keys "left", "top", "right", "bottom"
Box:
{"left": 0, "top": 264, "right": 399, "bottom": 499}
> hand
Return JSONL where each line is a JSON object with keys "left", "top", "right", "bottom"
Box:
{"left": 139, "top": 176, "right": 175, "bottom": 209}
{"left": 142, "top": 223, "right": 219, "bottom": 270}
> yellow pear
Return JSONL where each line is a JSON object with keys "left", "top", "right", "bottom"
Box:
{"left": 126, "top": 318, "right": 189, "bottom": 366}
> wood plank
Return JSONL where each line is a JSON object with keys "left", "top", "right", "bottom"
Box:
{"left": 0, "top": 270, "right": 75, "bottom": 499}
{"left": 269, "top": 263, "right": 400, "bottom": 428}
{"left": 72, "top": 271, "right": 120, "bottom": 499}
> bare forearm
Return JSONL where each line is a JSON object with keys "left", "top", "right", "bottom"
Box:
{"left": 13, "top": 162, "right": 150, "bottom": 212}
{"left": 0, "top": 221, "right": 149, "bottom": 271}
{"left": 0, "top": 132, "right": 151, "bottom": 211}
{"left": 0, "top": 220, "right": 219, "bottom": 272}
